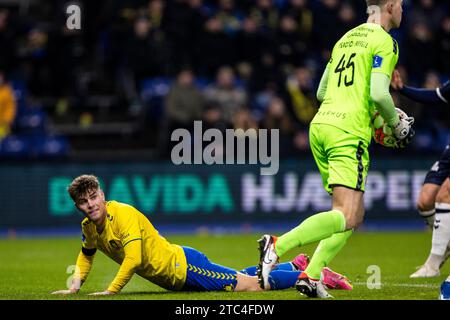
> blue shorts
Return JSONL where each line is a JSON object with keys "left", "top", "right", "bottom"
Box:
{"left": 424, "top": 144, "right": 450, "bottom": 186}
{"left": 181, "top": 246, "right": 238, "bottom": 292}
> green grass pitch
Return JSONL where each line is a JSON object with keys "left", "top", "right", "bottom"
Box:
{"left": 0, "top": 231, "right": 448, "bottom": 300}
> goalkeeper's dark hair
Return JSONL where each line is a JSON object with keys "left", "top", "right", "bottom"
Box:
{"left": 68, "top": 174, "right": 100, "bottom": 202}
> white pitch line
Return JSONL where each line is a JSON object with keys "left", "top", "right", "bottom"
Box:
{"left": 352, "top": 282, "right": 440, "bottom": 288}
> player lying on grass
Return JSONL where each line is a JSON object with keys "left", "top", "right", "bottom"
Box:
{"left": 51, "top": 175, "right": 351, "bottom": 295}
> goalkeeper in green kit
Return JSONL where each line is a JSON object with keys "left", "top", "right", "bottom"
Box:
{"left": 257, "top": 0, "right": 415, "bottom": 298}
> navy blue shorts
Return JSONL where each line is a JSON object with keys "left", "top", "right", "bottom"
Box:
{"left": 424, "top": 144, "right": 450, "bottom": 186}
{"left": 181, "top": 246, "right": 238, "bottom": 292}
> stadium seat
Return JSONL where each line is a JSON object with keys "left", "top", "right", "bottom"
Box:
{"left": 11, "top": 79, "right": 27, "bottom": 106}
{"left": 16, "top": 107, "right": 48, "bottom": 135}
{"left": 194, "top": 77, "right": 213, "bottom": 90}
{"left": 0, "top": 135, "right": 31, "bottom": 158}
{"left": 251, "top": 91, "right": 275, "bottom": 116}
{"left": 140, "top": 77, "right": 172, "bottom": 101}
{"left": 32, "top": 135, "right": 69, "bottom": 158}
{"left": 140, "top": 77, "right": 173, "bottom": 119}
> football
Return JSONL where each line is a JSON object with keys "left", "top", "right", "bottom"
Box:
{"left": 372, "top": 108, "right": 408, "bottom": 148}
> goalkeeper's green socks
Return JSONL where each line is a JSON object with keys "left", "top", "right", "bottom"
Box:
{"left": 274, "top": 210, "right": 346, "bottom": 257}
{"left": 304, "top": 230, "right": 353, "bottom": 280}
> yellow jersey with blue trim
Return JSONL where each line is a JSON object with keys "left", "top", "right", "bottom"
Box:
{"left": 80, "top": 201, "right": 187, "bottom": 292}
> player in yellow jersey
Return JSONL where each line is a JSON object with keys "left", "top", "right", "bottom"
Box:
{"left": 51, "top": 175, "right": 351, "bottom": 295}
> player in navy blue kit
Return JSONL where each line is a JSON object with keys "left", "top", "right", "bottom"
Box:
{"left": 391, "top": 71, "right": 450, "bottom": 299}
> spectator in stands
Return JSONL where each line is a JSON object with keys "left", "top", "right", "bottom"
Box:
{"left": 162, "top": 0, "right": 206, "bottom": 71}
{"left": 260, "top": 96, "right": 293, "bottom": 133}
{"left": 204, "top": 66, "right": 247, "bottom": 126}
{"left": 407, "top": 0, "right": 444, "bottom": 33}
{"left": 312, "top": 0, "right": 340, "bottom": 51}
{"left": 250, "top": 81, "right": 278, "bottom": 122}
{"left": 235, "top": 15, "right": 272, "bottom": 90}
{"left": 274, "top": 14, "right": 307, "bottom": 72}
{"left": 127, "top": 17, "right": 153, "bottom": 83}
{"left": 203, "top": 103, "right": 228, "bottom": 134}
{"left": 126, "top": 16, "right": 171, "bottom": 85}
{"left": 248, "top": 51, "right": 284, "bottom": 95}
{"left": 216, "top": 0, "right": 244, "bottom": 37}
{"left": 280, "top": 67, "right": 317, "bottom": 128}
{"left": 282, "top": 0, "right": 313, "bottom": 45}
{"left": 335, "top": 3, "right": 358, "bottom": 38}
{"left": 0, "top": 71, "right": 16, "bottom": 141}
{"left": 159, "top": 68, "right": 206, "bottom": 157}
{"left": 195, "top": 15, "right": 237, "bottom": 78}
{"left": 165, "top": 68, "right": 206, "bottom": 131}
{"left": 236, "top": 16, "right": 266, "bottom": 65}
{"left": 233, "top": 108, "right": 258, "bottom": 132}
{"left": 249, "top": 0, "right": 280, "bottom": 34}
{"left": 19, "top": 27, "right": 52, "bottom": 97}
{"left": 148, "top": 0, "right": 164, "bottom": 30}
{"left": 404, "top": 22, "right": 437, "bottom": 83}
{"left": 1, "top": 0, "right": 448, "bottom": 155}
{"left": 232, "top": 108, "right": 259, "bottom": 160}
{"left": 260, "top": 96, "right": 299, "bottom": 156}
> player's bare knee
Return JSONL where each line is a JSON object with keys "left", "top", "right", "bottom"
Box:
{"left": 436, "top": 188, "right": 450, "bottom": 204}
{"left": 343, "top": 215, "right": 357, "bottom": 230}
{"left": 417, "top": 200, "right": 433, "bottom": 213}
{"left": 341, "top": 207, "right": 363, "bottom": 230}
{"left": 417, "top": 193, "right": 435, "bottom": 212}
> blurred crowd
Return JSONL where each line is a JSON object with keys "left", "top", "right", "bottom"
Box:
{"left": 0, "top": 0, "right": 449, "bottom": 158}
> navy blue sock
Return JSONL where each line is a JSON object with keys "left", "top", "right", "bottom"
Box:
{"left": 240, "top": 262, "right": 296, "bottom": 275}
{"left": 268, "top": 270, "right": 301, "bottom": 290}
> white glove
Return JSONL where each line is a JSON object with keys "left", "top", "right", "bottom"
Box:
{"left": 392, "top": 115, "right": 414, "bottom": 140}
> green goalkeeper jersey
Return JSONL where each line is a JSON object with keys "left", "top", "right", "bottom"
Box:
{"left": 311, "top": 23, "right": 399, "bottom": 142}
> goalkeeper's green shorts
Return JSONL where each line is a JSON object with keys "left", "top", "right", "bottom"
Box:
{"left": 309, "top": 123, "right": 370, "bottom": 194}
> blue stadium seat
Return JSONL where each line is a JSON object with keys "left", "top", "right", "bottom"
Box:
{"left": 32, "top": 135, "right": 69, "bottom": 158}
{"left": 16, "top": 107, "right": 48, "bottom": 135}
{"left": 195, "top": 77, "right": 213, "bottom": 90}
{"left": 0, "top": 135, "right": 31, "bottom": 158}
{"left": 140, "top": 77, "right": 172, "bottom": 101}
{"left": 251, "top": 91, "right": 274, "bottom": 114}
{"left": 11, "top": 79, "right": 27, "bottom": 106}
{"left": 140, "top": 77, "right": 173, "bottom": 119}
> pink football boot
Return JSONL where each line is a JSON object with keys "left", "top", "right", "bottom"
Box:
{"left": 321, "top": 267, "right": 353, "bottom": 290}
{"left": 291, "top": 253, "right": 310, "bottom": 271}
